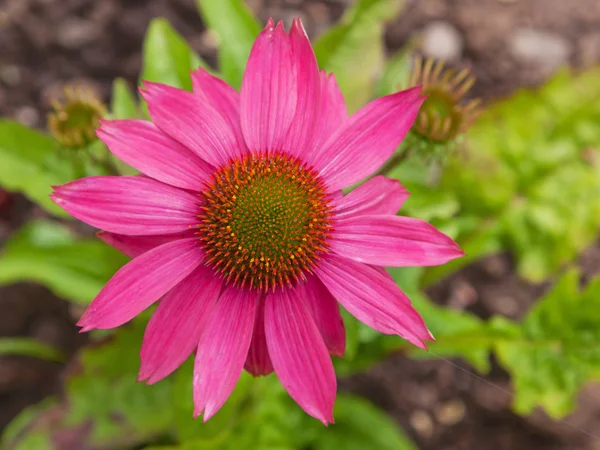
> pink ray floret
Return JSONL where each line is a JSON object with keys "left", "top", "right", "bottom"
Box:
{"left": 51, "top": 18, "right": 464, "bottom": 425}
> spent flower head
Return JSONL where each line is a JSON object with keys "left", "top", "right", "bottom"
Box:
{"left": 409, "top": 56, "right": 481, "bottom": 143}
{"left": 51, "top": 18, "right": 464, "bottom": 424}
{"left": 48, "top": 84, "right": 107, "bottom": 148}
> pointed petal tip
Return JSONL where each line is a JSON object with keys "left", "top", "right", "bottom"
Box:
{"left": 145, "top": 374, "right": 163, "bottom": 385}
{"left": 291, "top": 17, "right": 307, "bottom": 35}
{"left": 202, "top": 406, "right": 217, "bottom": 422}
{"left": 316, "top": 411, "right": 335, "bottom": 426}
{"left": 264, "top": 17, "right": 275, "bottom": 30}
{"left": 411, "top": 338, "right": 428, "bottom": 350}
{"left": 426, "top": 329, "right": 436, "bottom": 341}
{"left": 330, "top": 347, "right": 345, "bottom": 358}
{"left": 275, "top": 20, "right": 285, "bottom": 32}
{"left": 138, "top": 81, "right": 164, "bottom": 98}
{"left": 136, "top": 371, "right": 149, "bottom": 383}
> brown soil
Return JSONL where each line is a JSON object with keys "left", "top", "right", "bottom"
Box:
{"left": 1, "top": 0, "right": 600, "bottom": 449}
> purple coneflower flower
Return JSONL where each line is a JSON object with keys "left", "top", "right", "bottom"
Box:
{"left": 52, "top": 18, "right": 463, "bottom": 424}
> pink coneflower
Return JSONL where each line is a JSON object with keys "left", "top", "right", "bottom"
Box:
{"left": 51, "top": 18, "right": 463, "bottom": 424}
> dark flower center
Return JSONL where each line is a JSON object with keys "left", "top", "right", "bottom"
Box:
{"left": 198, "top": 152, "right": 332, "bottom": 292}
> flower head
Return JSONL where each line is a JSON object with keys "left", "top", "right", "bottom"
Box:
{"left": 409, "top": 56, "right": 481, "bottom": 143}
{"left": 48, "top": 84, "right": 107, "bottom": 148}
{"left": 51, "top": 18, "right": 464, "bottom": 424}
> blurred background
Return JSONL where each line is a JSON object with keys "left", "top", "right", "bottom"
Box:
{"left": 1, "top": 0, "right": 600, "bottom": 449}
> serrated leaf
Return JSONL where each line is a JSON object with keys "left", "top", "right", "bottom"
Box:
{"left": 314, "top": 0, "right": 406, "bottom": 112}
{"left": 0, "top": 220, "right": 128, "bottom": 304}
{"left": 141, "top": 18, "right": 208, "bottom": 90}
{"left": 195, "top": 0, "right": 261, "bottom": 89}
{"left": 494, "top": 270, "right": 600, "bottom": 418}
{"left": 0, "top": 120, "right": 75, "bottom": 216}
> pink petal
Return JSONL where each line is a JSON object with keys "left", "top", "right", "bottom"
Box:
{"left": 314, "top": 87, "right": 424, "bottom": 191}
{"left": 141, "top": 82, "right": 239, "bottom": 167}
{"left": 265, "top": 287, "right": 336, "bottom": 425}
{"left": 97, "top": 230, "right": 196, "bottom": 258}
{"left": 330, "top": 215, "right": 464, "bottom": 267}
{"left": 77, "top": 238, "right": 203, "bottom": 330}
{"left": 51, "top": 176, "right": 199, "bottom": 235}
{"left": 244, "top": 297, "right": 273, "bottom": 376}
{"left": 97, "top": 119, "right": 213, "bottom": 191}
{"left": 241, "top": 19, "right": 297, "bottom": 153}
{"left": 191, "top": 68, "right": 247, "bottom": 159}
{"left": 313, "top": 71, "right": 347, "bottom": 150}
{"left": 139, "top": 265, "right": 222, "bottom": 384}
{"left": 315, "top": 254, "right": 432, "bottom": 349}
{"left": 300, "top": 276, "right": 346, "bottom": 357}
{"left": 333, "top": 176, "right": 410, "bottom": 219}
{"left": 282, "top": 18, "right": 321, "bottom": 160}
{"left": 193, "top": 286, "right": 258, "bottom": 421}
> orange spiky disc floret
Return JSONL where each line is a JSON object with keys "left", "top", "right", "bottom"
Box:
{"left": 198, "top": 152, "right": 333, "bottom": 292}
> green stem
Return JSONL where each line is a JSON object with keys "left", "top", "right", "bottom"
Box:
{"left": 377, "top": 147, "right": 412, "bottom": 177}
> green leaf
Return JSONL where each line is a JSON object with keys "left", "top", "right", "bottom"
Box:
{"left": 0, "top": 220, "right": 128, "bottom": 304}
{"left": 1, "top": 316, "right": 173, "bottom": 450}
{"left": 501, "top": 164, "right": 600, "bottom": 282}
{"left": 110, "top": 77, "right": 140, "bottom": 119}
{"left": 107, "top": 79, "right": 141, "bottom": 175}
{"left": 0, "top": 337, "right": 64, "bottom": 362}
{"left": 375, "top": 46, "right": 413, "bottom": 97}
{"left": 0, "top": 400, "right": 59, "bottom": 450}
{"left": 314, "top": 394, "right": 417, "bottom": 450}
{"left": 171, "top": 360, "right": 253, "bottom": 445}
{"left": 141, "top": 18, "right": 208, "bottom": 90}
{"left": 494, "top": 270, "right": 600, "bottom": 418}
{"left": 387, "top": 267, "right": 492, "bottom": 373}
{"left": 196, "top": 0, "right": 261, "bottom": 89}
{"left": 314, "top": 0, "right": 406, "bottom": 112}
{"left": 335, "top": 267, "right": 491, "bottom": 375}
{"left": 417, "top": 67, "right": 600, "bottom": 282}
{"left": 65, "top": 317, "right": 173, "bottom": 445}
{"left": 0, "top": 120, "right": 75, "bottom": 216}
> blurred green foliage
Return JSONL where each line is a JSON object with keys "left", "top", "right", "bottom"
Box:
{"left": 1, "top": 0, "right": 600, "bottom": 448}
{"left": 396, "top": 69, "right": 600, "bottom": 284}
{"left": 195, "top": 0, "right": 261, "bottom": 89}
{"left": 1, "top": 316, "right": 416, "bottom": 450}
{"left": 0, "top": 121, "right": 74, "bottom": 216}
{"left": 493, "top": 270, "right": 600, "bottom": 418}
{"left": 0, "top": 221, "right": 128, "bottom": 304}
{"left": 140, "top": 19, "right": 207, "bottom": 91}
{"left": 0, "top": 338, "right": 64, "bottom": 362}
{"left": 314, "top": 0, "right": 405, "bottom": 112}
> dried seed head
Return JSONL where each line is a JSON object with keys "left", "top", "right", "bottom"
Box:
{"left": 47, "top": 84, "right": 107, "bottom": 148}
{"left": 409, "top": 56, "right": 481, "bottom": 143}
